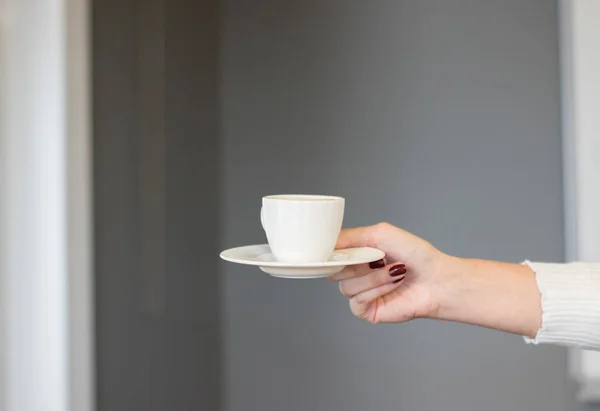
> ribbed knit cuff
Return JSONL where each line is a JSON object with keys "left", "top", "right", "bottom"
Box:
{"left": 523, "top": 261, "right": 600, "bottom": 349}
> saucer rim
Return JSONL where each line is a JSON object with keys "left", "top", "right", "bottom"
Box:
{"left": 219, "top": 244, "right": 384, "bottom": 268}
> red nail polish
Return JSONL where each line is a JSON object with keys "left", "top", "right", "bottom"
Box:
{"left": 393, "top": 276, "right": 405, "bottom": 284}
{"left": 389, "top": 264, "right": 406, "bottom": 277}
{"left": 369, "top": 259, "right": 385, "bottom": 269}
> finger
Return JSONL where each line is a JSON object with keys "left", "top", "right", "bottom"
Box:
{"left": 336, "top": 226, "right": 377, "bottom": 250}
{"left": 328, "top": 258, "right": 386, "bottom": 281}
{"left": 337, "top": 223, "right": 429, "bottom": 263}
{"left": 338, "top": 263, "right": 406, "bottom": 298}
{"left": 350, "top": 276, "right": 406, "bottom": 319}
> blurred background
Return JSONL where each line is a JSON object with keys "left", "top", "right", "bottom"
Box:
{"left": 1, "top": 0, "right": 593, "bottom": 410}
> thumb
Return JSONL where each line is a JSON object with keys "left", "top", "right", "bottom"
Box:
{"left": 336, "top": 223, "right": 431, "bottom": 262}
{"left": 335, "top": 225, "right": 378, "bottom": 249}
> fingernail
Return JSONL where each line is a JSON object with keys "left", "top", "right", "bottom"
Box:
{"left": 369, "top": 259, "right": 385, "bottom": 269}
{"left": 393, "top": 276, "right": 405, "bottom": 284}
{"left": 389, "top": 264, "right": 406, "bottom": 277}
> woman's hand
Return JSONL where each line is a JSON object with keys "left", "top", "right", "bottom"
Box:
{"left": 330, "top": 222, "right": 455, "bottom": 324}
{"left": 331, "top": 222, "right": 542, "bottom": 338}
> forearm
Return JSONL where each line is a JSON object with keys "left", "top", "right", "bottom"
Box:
{"left": 435, "top": 257, "right": 600, "bottom": 349}
{"left": 434, "top": 257, "right": 542, "bottom": 338}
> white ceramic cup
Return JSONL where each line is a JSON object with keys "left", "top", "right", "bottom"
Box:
{"left": 261, "top": 194, "right": 345, "bottom": 263}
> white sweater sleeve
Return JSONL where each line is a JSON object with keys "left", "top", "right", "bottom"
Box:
{"left": 524, "top": 261, "right": 600, "bottom": 349}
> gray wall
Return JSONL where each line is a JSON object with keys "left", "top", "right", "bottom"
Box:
{"left": 94, "top": 0, "right": 220, "bottom": 410}
{"left": 221, "top": 1, "right": 587, "bottom": 410}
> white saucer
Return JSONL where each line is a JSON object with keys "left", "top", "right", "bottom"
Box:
{"left": 219, "top": 244, "right": 385, "bottom": 279}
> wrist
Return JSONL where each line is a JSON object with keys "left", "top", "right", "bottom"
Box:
{"left": 428, "top": 254, "right": 469, "bottom": 321}
{"left": 428, "top": 256, "right": 542, "bottom": 338}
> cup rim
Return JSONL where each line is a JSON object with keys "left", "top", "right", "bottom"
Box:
{"left": 263, "top": 194, "right": 344, "bottom": 202}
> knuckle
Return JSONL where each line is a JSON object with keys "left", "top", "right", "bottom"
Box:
{"left": 367, "top": 272, "right": 383, "bottom": 288}
{"left": 338, "top": 281, "right": 351, "bottom": 297}
{"left": 374, "top": 221, "right": 392, "bottom": 232}
{"left": 365, "top": 315, "right": 379, "bottom": 324}
{"left": 372, "top": 222, "right": 393, "bottom": 241}
{"left": 349, "top": 301, "right": 362, "bottom": 317}
{"left": 363, "top": 269, "right": 388, "bottom": 290}
{"left": 353, "top": 293, "right": 369, "bottom": 305}
{"left": 350, "top": 300, "right": 375, "bottom": 322}
{"left": 377, "top": 269, "right": 392, "bottom": 286}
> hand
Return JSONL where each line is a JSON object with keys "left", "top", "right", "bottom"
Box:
{"left": 331, "top": 222, "right": 542, "bottom": 338}
{"left": 330, "top": 222, "right": 454, "bottom": 324}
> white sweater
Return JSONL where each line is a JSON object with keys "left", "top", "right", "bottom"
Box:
{"left": 523, "top": 261, "right": 600, "bottom": 349}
